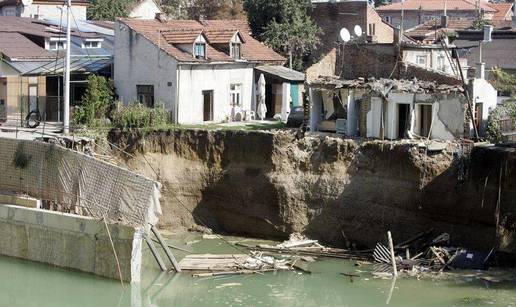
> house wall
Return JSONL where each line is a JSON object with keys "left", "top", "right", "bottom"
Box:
{"left": 364, "top": 91, "right": 466, "bottom": 140}
{"left": 21, "top": 4, "right": 88, "bottom": 20}
{"left": 177, "top": 63, "right": 255, "bottom": 124}
{"left": 471, "top": 78, "right": 498, "bottom": 135}
{"left": 403, "top": 49, "right": 457, "bottom": 76}
{"left": 310, "top": 1, "right": 393, "bottom": 63}
{"left": 0, "top": 5, "right": 19, "bottom": 16}
{"left": 2, "top": 76, "right": 46, "bottom": 123}
{"left": 379, "top": 10, "right": 482, "bottom": 30}
{"left": 129, "top": 0, "right": 162, "bottom": 19}
{"left": 114, "top": 22, "right": 178, "bottom": 119}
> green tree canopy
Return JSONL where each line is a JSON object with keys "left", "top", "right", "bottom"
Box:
{"left": 244, "top": 0, "right": 321, "bottom": 70}
{"left": 87, "top": 0, "right": 133, "bottom": 21}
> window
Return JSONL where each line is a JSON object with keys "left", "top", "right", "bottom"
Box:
{"left": 368, "top": 23, "right": 376, "bottom": 36}
{"left": 437, "top": 55, "right": 446, "bottom": 72}
{"left": 230, "top": 42, "right": 241, "bottom": 60}
{"left": 137, "top": 85, "right": 154, "bottom": 107}
{"left": 83, "top": 41, "right": 101, "bottom": 49}
{"left": 416, "top": 55, "right": 428, "bottom": 67}
{"left": 3, "top": 8, "right": 16, "bottom": 16}
{"left": 194, "top": 43, "right": 206, "bottom": 59}
{"left": 49, "top": 41, "right": 65, "bottom": 51}
{"left": 230, "top": 84, "right": 242, "bottom": 107}
{"left": 384, "top": 16, "right": 392, "bottom": 24}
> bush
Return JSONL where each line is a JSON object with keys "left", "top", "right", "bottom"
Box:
{"left": 73, "top": 75, "right": 115, "bottom": 127}
{"left": 112, "top": 102, "right": 170, "bottom": 130}
{"left": 486, "top": 101, "right": 516, "bottom": 143}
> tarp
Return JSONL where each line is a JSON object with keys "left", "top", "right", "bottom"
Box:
{"left": 0, "top": 138, "right": 161, "bottom": 228}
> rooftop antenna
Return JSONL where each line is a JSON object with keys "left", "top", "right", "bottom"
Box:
{"left": 63, "top": 0, "right": 71, "bottom": 134}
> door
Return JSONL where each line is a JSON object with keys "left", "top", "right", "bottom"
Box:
{"left": 420, "top": 104, "right": 433, "bottom": 137}
{"left": 290, "top": 83, "right": 299, "bottom": 107}
{"left": 475, "top": 103, "right": 483, "bottom": 133}
{"left": 0, "top": 78, "right": 6, "bottom": 121}
{"left": 203, "top": 90, "right": 213, "bottom": 122}
{"left": 29, "top": 85, "right": 38, "bottom": 113}
{"left": 397, "top": 104, "right": 410, "bottom": 139}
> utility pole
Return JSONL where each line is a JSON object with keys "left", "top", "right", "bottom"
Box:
{"left": 63, "top": 0, "right": 71, "bottom": 134}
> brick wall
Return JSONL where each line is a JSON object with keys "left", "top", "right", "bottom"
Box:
{"left": 339, "top": 44, "right": 462, "bottom": 85}
{"left": 310, "top": 1, "right": 394, "bottom": 63}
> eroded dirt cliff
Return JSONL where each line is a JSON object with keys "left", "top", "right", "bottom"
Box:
{"left": 108, "top": 129, "right": 516, "bottom": 254}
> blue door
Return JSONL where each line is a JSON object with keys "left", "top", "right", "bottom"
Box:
{"left": 290, "top": 83, "right": 300, "bottom": 107}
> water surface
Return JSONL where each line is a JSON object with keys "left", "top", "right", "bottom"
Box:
{"left": 1, "top": 234, "right": 515, "bottom": 307}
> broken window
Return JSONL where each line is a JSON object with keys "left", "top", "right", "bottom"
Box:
{"left": 137, "top": 85, "right": 154, "bottom": 107}
{"left": 416, "top": 55, "right": 428, "bottom": 67}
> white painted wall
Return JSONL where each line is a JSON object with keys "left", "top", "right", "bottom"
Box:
{"left": 114, "top": 22, "right": 178, "bottom": 119}
{"left": 0, "top": 61, "right": 20, "bottom": 77}
{"left": 177, "top": 63, "right": 255, "bottom": 124}
{"left": 21, "top": 4, "right": 87, "bottom": 20}
{"left": 129, "top": 0, "right": 162, "bottom": 19}
{"left": 367, "top": 97, "right": 383, "bottom": 138}
{"left": 403, "top": 49, "right": 456, "bottom": 76}
{"left": 281, "top": 82, "right": 291, "bottom": 122}
{"left": 471, "top": 78, "right": 498, "bottom": 135}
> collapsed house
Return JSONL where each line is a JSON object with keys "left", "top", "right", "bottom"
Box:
{"left": 309, "top": 77, "right": 466, "bottom": 140}
{"left": 306, "top": 40, "right": 498, "bottom": 140}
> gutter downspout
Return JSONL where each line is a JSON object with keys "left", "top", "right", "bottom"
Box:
{"left": 175, "top": 65, "right": 181, "bottom": 124}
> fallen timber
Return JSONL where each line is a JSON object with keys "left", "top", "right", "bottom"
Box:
{"left": 234, "top": 242, "right": 373, "bottom": 261}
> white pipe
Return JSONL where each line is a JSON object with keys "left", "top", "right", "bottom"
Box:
{"left": 63, "top": 0, "right": 71, "bottom": 134}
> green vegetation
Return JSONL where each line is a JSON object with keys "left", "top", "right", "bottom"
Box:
{"left": 491, "top": 67, "right": 516, "bottom": 97}
{"left": 472, "top": 17, "right": 491, "bottom": 30}
{"left": 87, "top": 0, "right": 133, "bottom": 21}
{"left": 13, "top": 144, "right": 31, "bottom": 169}
{"left": 112, "top": 102, "right": 170, "bottom": 130}
{"left": 486, "top": 101, "right": 516, "bottom": 143}
{"left": 244, "top": 0, "right": 321, "bottom": 70}
{"left": 73, "top": 75, "right": 115, "bottom": 127}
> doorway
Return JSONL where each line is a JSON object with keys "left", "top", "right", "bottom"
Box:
{"left": 28, "top": 85, "right": 38, "bottom": 113}
{"left": 397, "top": 104, "right": 410, "bottom": 139}
{"left": 419, "top": 104, "right": 433, "bottom": 137}
{"left": 202, "top": 90, "right": 213, "bottom": 122}
{"left": 475, "top": 103, "right": 483, "bottom": 133}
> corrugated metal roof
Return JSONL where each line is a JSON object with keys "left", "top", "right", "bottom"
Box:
{"left": 255, "top": 65, "right": 305, "bottom": 82}
{"left": 7, "top": 56, "right": 112, "bottom": 75}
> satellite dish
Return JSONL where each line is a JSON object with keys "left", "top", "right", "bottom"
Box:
{"left": 354, "top": 25, "right": 363, "bottom": 38}
{"left": 21, "top": 0, "right": 33, "bottom": 5}
{"left": 339, "top": 28, "right": 351, "bottom": 43}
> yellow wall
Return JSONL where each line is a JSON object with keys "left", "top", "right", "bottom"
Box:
{"left": 5, "top": 76, "right": 46, "bottom": 123}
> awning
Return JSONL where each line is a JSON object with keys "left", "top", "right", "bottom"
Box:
{"left": 6, "top": 56, "right": 113, "bottom": 76}
{"left": 255, "top": 65, "right": 305, "bottom": 82}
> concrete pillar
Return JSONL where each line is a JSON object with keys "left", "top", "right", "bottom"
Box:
{"left": 476, "top": 63, "right": 485, "bottom": 80}
{"left": 281, "top": 82, "right": 291, "bottom": 122}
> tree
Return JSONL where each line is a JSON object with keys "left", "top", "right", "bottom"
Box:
{"left": 161, "top": 0, "right": 245, "bottom": 20}
{"left": 244, "top": 0, "right": 321, "bottom": 70}
{"left": 87, "top": 0, "right": 133, "bottom": 21}
{"left": 73, "top": 75, "right": 115, "bottom": 126}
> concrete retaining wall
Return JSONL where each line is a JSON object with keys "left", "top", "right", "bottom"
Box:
{"left": 0, "top": 204, "right": 142, "bottom": 282}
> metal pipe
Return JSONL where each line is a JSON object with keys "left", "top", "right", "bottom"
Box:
{"left": 63, "top": 0, "right": 71, "bottom": 134}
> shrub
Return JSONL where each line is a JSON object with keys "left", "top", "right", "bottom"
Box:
{"left": 73, "top": 75, "right": 115, "bottom": 127}
{"left": 112, "top": 102, "right": 170, "bottom": 130}
{"left": 486, "top": 101, "right": 516, "bottom": 143}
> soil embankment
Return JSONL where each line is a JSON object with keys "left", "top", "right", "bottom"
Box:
{"left": 108, "top": 129, "right": 516, "bottom": 255}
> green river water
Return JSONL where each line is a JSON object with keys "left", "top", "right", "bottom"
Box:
{"left": 1, "top": 234, "right": 515, "bottom": 307}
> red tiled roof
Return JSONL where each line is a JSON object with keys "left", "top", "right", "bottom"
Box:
{"left": 161, "top": 29, "right": 204, "bottom": 44}
{"left": 489, "top": 2, "right": 513, "bottom": 21}
{"left": 119, "top": 18, "right": 285, "bottom": 64}
{"left": 204, "top": 29, "right": 244, "bottom": 44}
{"left": 377, "top": 0, "right": 496, "bottom": 12}
{"left": 406, "top": 18, "right": 476, "bottom": 38}
{"left": 0, "top": 32, "right": 53, "bottom": 60}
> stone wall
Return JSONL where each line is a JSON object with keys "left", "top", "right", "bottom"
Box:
{"left": 0, "top": 204, "right": 142, "bottom": 282}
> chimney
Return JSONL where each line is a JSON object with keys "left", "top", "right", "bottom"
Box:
{"left": 441, "top": 15, "right": 448, "bottom": 28}
{"left": 476, "top": 62, "right": 485, "bottom": 79}
{"left": 155, "top": 12, "right": 168, "bottom": 23}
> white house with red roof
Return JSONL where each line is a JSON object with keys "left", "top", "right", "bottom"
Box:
{"left": 114, "top": 17, "right": 302, "bottom": 125}
{"left": 0, "top": 0, "right": 90, "bottom": 20}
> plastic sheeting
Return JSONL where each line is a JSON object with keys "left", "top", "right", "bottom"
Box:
{"left": 0, "top": 138, "right": 161, "bottom": 228}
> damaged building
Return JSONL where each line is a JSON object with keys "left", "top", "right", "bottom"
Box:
{"left": 306, "top": 41, "right": 498, "bottom": 140}
{"left": 309, "top": 77, "right": 467, "bottom": 140}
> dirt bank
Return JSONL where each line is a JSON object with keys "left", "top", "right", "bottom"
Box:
{"left": 108, "top": 129, "right": 516, "bottom": 254}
